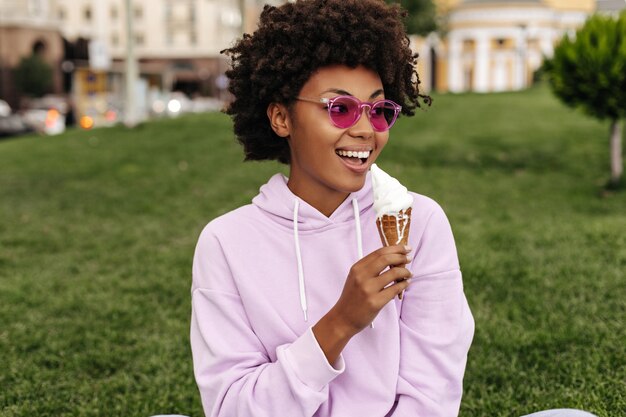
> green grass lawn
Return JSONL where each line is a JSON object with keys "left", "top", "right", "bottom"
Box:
{"left": 1, "top": 85, "right": 624, "bottom": 417}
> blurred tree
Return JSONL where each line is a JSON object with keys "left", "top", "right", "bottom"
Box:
{"left": 385, "top": 0, "right": 437, "bottom": 36}
{"left": 543, "top": 11, "right": 626, "bottom": 189}
{"left": 14, "top": 54, "right": 53, "bottom": 98}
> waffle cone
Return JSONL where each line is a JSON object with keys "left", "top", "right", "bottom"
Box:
{"left": 376, "top": 208, "right": 412, "bottom": 300}
{"left": 376, "top": 207, "right": 412, "bottom": 248}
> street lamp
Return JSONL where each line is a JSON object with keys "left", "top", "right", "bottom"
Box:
{"left": 124, "top": 0, "right": 139, "bottom": 127}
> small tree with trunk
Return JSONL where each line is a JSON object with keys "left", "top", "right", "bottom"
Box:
{"left": 543, "top": 11, "right": 626, "bottom": 189}
{"left": 14, "top": 53, "right": 53, "bottom": 98}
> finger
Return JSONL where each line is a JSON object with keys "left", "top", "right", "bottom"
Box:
{"left": 359, "top": 245, "right": 411, "bottom": 265}
{"left": 374, "top": 266, "right": 412, "bottom": 290}
{"left": 377, "top": 277, "right": 412, "bottom": 303}
{"left": 362, "top": 251, "right": 412, "bottom": 276}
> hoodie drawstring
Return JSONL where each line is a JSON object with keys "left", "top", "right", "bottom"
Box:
{"left": 352, "top": 199, "right": 363, "bottom": 260}
{"left": 293, "top": 199, "right": 308, "bottom": 322}
{"left": 293, "top": 197, "right": 365, "bottom": 323}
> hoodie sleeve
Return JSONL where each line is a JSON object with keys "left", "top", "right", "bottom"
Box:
{"left": 391, "top": 203, "right": 475, "bottom": 417}
{"left": 190, "top": 225, "right": 345, "bottom": 417}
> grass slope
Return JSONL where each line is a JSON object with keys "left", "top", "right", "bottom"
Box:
{"left": 1, "top": 85, "right": 624, "bottom": 416}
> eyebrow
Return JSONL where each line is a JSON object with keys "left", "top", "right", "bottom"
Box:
{"left": 321, "top": 88, "right": 385, "bottom": 99}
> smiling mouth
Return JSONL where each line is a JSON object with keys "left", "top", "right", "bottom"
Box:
{"left": 335, "top": 149, "right": 371, "bottom": 165}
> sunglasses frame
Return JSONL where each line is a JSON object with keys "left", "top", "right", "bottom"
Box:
{"left": 296, "top": 95, "right": 402, "bottom": 132}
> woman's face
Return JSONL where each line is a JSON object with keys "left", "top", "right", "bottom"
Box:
{"left": 274, "top": 65, "right": 389, "bottom": 215}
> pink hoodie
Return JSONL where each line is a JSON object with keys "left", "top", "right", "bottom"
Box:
{"left": 190, "top": 173, "right": 474, "bottom": 417}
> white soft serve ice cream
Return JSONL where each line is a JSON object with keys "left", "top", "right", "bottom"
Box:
{"left": 370, "top": 164, "right": 413, "bottom": 217}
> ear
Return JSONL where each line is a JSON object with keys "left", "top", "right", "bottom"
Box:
{"left": 267, "top": 103, "right": 291, "bottom": 138}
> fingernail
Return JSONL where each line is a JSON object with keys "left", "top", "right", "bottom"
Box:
{"left": 406, "top": 278, "right": 413, "bottom": 284}
{"left": 404, "top": 245, "right": 412, "bottom": 252}
{"left": 406, "top": 255, "right": 412, "bottom": 263}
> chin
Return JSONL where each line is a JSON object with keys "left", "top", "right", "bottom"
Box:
{"left": 338, "top": 175, "right": 368, "bottom": 193}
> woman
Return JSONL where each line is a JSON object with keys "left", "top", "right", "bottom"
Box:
{"left": 190, "top": 2, "right": 471, "bottom": 415}
{"left": 184, "top": 1, "right": 597, "bottom": 416}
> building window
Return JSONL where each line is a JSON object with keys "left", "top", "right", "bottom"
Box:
{"left": 84, "top": 6, "right": 92, "bottom": 21}
{"left": 492, "top": 38, "right": 512, "bottom": 49}
{"left": 190, "top": 31, "right": 197, "bottom": 45}
{"left": 166, "top": 31, "right": 173, "bottom": 45}
{"left": 134, "top": 6, "right": 143, "bottom": 19}
{"left": 221, "top": 8, "right": 241, "bottom": 28}
{"left": 135, "top": 33, "right": 145, "bottom": 46}
{"left": 111, "top": 6, "right": 118, "bottom": 20}
{"left": 58, "top": 7, "right": 66, "bottom": 20}
{"left": 462, "top": 39, "right": 475, "bottom": 52}
{"left": 32, "top": 39, "right": 46, "bottom": 56}
{"left": 29, "top": 0, "right": 43, "bottom": 16}
{"left": 111, "top": 33, "right": 119, "bottom": 46}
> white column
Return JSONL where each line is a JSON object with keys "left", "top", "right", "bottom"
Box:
{"left": 448, "top": 35, "right": 463, "bottom": 93}
{"left": 418, "top": 37, "right": 432, "bottom": 93}
{"left": 474, "top": 34, "right": 490, "bottom": 93}
{"left": 539, "top": 29, "right": 554, "bottom": 59}
{"left": 493, "top": 54, "right": 507, "bottom": 92}
{"left": 515, "top": 25, "right": 528, "bottom": 90}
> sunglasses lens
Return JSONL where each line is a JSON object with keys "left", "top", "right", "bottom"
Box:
{"left": 326, "top": 96, "right": 398, "bottom": 131}
{"left": 370, "top": 101, "right": 398, "bottom": 131}
{"left": 328, "top": 97, "right": 359, "bottom": 128}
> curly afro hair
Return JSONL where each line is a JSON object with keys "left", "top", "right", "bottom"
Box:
{"left": 221, "top": 0, "right": 431, "bottom": 165}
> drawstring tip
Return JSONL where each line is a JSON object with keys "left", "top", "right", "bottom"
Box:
{"left": 303, "top": 310, "right": 308, "bottom": 322}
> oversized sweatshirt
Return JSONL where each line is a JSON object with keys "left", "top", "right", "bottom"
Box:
{"left": 190, "top": 173, "right": 474, "bottom": 417}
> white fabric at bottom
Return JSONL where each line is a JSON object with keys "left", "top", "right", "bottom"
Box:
{"left": 149, "top": 408, "right": 597, "bottom": 417}
{"left": 521, "top": 409, "right": 597, "bottom": 417}
{"left": 148, "top": 415, "right": 189, "bottom": 417}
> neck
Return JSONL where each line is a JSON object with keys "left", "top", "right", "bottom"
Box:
{"left": 287, "top": 177, "right": 350, "bottom": 218}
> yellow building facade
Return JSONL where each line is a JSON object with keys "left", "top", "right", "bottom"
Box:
{"left": 415, "top": 0, "right": 599, "bottom": 93}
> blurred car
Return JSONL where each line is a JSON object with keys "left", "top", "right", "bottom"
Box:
{"left": 190, "top": 97, "right": 224, "bottom": 113}
{"left": 0, "top": 100, "right": 30, "bottom": 137}
{"left": 149, "top": 91, "right": 222, "bottom": 118}
{"left": 0, "top": 99, "right": 10, "bottom": 117}
{"left": 21, "top": 108, "right": 66, "bottom": 135}
{"left": 21, "top": 95, "right": 67, "bottom": 135}
{"left": 165, "top": 91, "right": 193, "bottom": 117}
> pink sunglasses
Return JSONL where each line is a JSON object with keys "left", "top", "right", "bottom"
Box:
{"left": 296, "top": 95, "right": 402, "bottom": 132}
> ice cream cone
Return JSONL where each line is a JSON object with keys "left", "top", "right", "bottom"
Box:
{"left": 376, "top": 208, "right": 412, "bottom": 247}
{"left": 376, "top": 207, "right": 412, "bottom": 299}
{"left": 371, "top": 164, "right": 414, "bottom": 300}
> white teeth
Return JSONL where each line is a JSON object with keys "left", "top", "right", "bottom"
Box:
{"left": 336, "top": 150, "right": 371, "bottom": 159}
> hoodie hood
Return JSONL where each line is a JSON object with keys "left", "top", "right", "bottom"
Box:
{"left": 251, "top": 172, "right": 374, "bottom": 322}
{"left": 252, "top": 173, "right": 374, "bottom": 231}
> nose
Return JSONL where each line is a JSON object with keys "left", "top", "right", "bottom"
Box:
{"left": 348, "top": 105, "right": 374, "bottom": 138}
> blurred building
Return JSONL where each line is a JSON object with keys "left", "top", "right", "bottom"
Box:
{"left": 2, "top": 0, "right": 624, "bottom": 106}
{"left": 0, "top": 0, "right": 64, "bottom": 108}
{"left": 52, "top": 0, "right": 249, "bottom": 96}
{"left": 415, "top": 0, "right": 604, "bottom": 93}
{"left": 48, "top": 0, "right": 286, "bottom": 96}
{"left": 0, "top": 0, "right": 281, "bottom": 108}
